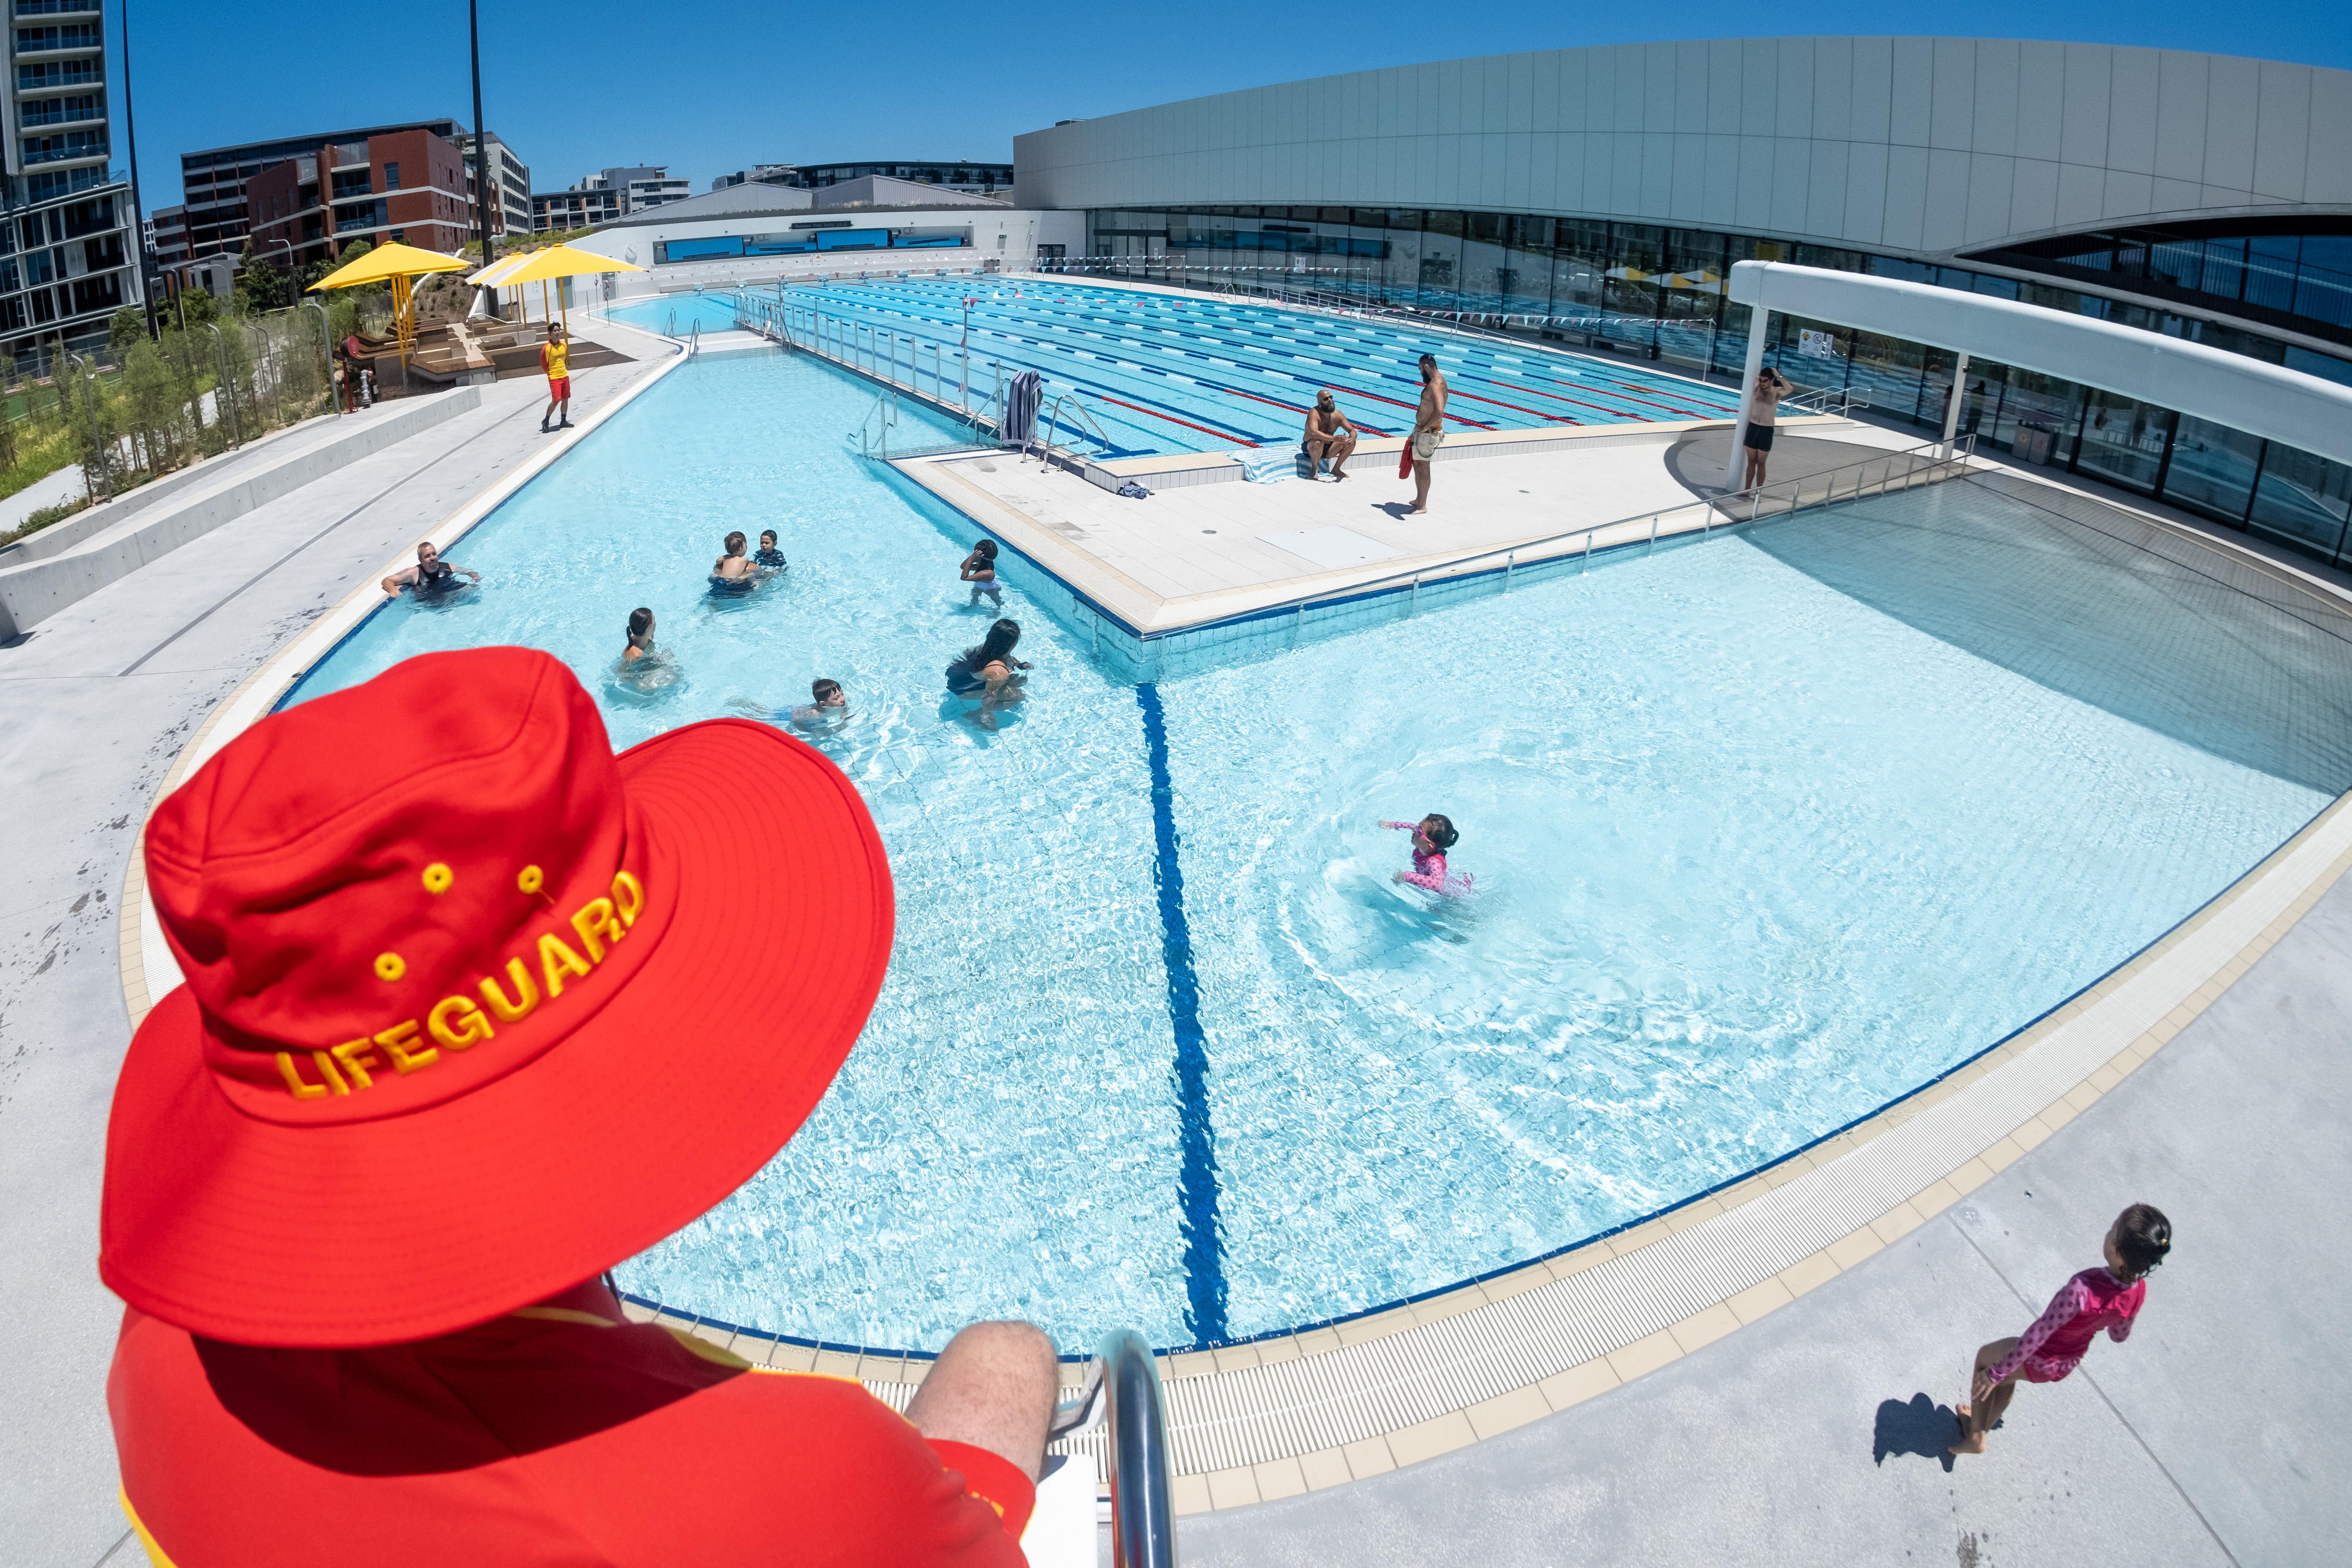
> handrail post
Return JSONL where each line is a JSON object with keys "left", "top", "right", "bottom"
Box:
{"left": 1646, "top": 513, "right": 1658, "bottom": 554}
{"left": 1100, "top": 1330, "right": 1176, "bottom": 1568}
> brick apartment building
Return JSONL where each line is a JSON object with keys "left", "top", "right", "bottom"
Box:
{"left": 243, "top": 127, "right": 481, "bottom": 269}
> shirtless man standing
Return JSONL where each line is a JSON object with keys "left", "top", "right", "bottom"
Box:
{"left": 1408, "top": 353, "right": 1446, "bottom": 515}
{"left": 1302, "top": 389, "right": 1358, "bottom": 481}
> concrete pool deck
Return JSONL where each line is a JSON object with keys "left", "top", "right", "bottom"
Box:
{"left": 4, "top": 311, "right": 2349, "bottom": 1565}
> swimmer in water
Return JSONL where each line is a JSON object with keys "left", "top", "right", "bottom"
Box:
{"left": 380, "top": 540, "right": 480, "bottom": 597}
{"left": 960, "top": 539, "right": 1003, "bottom": 607}
{"left": 1379, "top": 814, "right": 1473, "bottom": 896}
{"left": 946, "top": 617, "right": 1030, "bottom": 730}
{"left": 727, "top": 677, "right": 848, "bottom": 731}
{"left": 710, "top": 530, "right": 772, "bottom": 591}
{"left": 620, "top": 607, "right": 657, "bottom": 667}
{"left": 753, "top": 529, "right": 789, "bottom": 571}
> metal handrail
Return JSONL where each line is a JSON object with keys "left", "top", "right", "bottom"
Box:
{"left": 1232, "top": 431, "right": 1977, "bottom": 628}
{"left": 1781, "top": 385, "right": 1875, "bottom": 419}
{"left": 1098, "top": 1330, "right": 1177, "bottom": 1568}
{"left": 687, "top": 320, "right": 701, "bottom": 357}
{"left": 1033, "top": 390, "right": 1111, "bottom": 467}
{"left": 854, "top": 387, "right": 898, "bottom": 459}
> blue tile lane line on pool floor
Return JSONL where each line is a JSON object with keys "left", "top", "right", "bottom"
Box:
{"left": 1135, "top": 681, "right": 1230, "bottom": 1345}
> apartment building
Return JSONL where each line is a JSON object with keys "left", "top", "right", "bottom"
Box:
{"left": 453, "top": 131, "right": 531, "bottom": 238}
{"left": 530, "top": 166, "right": 687, "bottom": 232}
{"left": 794, "top": 159, "right": 1010, "bottom": 194}
{"left": 177, "top": 117, "right": 463, "bottom": 262}
{"left": 2, "top": 0, "right": 141, "bottom": 354}
{"left": 242, "top": 127, "right": 475, "bottom": 269}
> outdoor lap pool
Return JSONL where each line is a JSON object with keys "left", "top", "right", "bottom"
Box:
{"left": 610, "top": 276, "right": 1748, "bottom": 457}
{"left": 283, "top": 342, "right": 2352, "bottom": 1355}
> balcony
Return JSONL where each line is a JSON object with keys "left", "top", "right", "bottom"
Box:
{"left": 17, "top": 62, "right": 101, "bottom": 93}
{"left": 20, "top": 98, "right": 99, "bottom": 128}
{"left": 23, "top": 130, "right": 105, "bottom": 165}
{"left": 12, "top": 23, "right": 101, "bottom": 52}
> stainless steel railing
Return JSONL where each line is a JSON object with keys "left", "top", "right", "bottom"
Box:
{"left": 1231, "top": 431, "right": 1979, "bottom": 633}
{"left": 1095, "top": 1330, "right": 1176, "bottom": 1568}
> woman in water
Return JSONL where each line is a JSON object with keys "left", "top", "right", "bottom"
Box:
{"left": 1379, "top": 814, "right": 1472, "bottom": 896}
{"left": 1952, "top": 1203, "right": 2171, "bottom": 1456}
{"left": 946, "top": 617, "right": 1031, "bottom": 730}
{"left": 615, "top": 606, "right": 679, "bottom": 691}
{"left": 960, "top": 539, "right": 1003, "bottom": 607}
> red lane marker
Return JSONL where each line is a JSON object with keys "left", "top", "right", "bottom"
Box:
{"left": 1444, "top": 386, "right": 1577, "bottom": 423}
{"left": 1480, "top": 366, "right": 1712, "bottom": 421}
{"left": 1218, "top": 386, "right": 1391, "bottom": 439}
{"left": 1095, "top": 393, "right": 1262, "bottom": 447}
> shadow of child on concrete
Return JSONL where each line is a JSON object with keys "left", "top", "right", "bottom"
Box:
{"left": 1873, "top": 1393, "right": 1977, "bottom": 1473}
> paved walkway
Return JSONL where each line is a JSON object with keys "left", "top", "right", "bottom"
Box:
{"left": 0, "top": 340, "right": 671, "bottom": 1568}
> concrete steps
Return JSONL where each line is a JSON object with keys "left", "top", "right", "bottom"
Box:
{"left": 0, "top": 387, "right": 480, "bottom": 639}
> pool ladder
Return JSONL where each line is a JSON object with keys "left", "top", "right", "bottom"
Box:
{"left": 1051, "top": 1330, "right": 1176, "bottom": 1568}
{"left": 1031, "top": 392, "right": 1111, "bottom": 471}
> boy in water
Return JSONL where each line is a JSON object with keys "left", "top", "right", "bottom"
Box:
{"left": 754, "top": 530, "right": 789, "bottom": 571}
{"left": 791, "top": 678, "right": 848, "bottom": 731}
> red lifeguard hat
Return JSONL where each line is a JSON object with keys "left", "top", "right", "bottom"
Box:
{"left": 99, "top": 647, "right": 894, "bottom": 1347}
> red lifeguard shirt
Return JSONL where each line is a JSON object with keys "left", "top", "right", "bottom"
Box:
{"left": 109, "top": 1281, "right": 1034, "bottom": 1567}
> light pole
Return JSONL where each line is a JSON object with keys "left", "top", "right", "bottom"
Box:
{"left": 467, "top": 0, "right": 499, "bottom": 318}
{"left": 119, "top": 0, "right": 159, "bottom": 339}
{"left": 266, "top": 238, "right": 296, "bottom": 312}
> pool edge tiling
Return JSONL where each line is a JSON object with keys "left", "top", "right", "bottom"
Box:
{"left": 118, "top": 323, "right": 2352, "bottom": 1509}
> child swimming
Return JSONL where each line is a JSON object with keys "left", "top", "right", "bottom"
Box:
{"left": 620, "top": 607, "right": 656, "bottom": 666}
{"left": 1951, "top": 1203, "right": 2171, "bottom": 1456}
{"left": 1379, "top": 814, "right": 1473, "bottom": 896}
{"left": 710, "top": 530, "right": 773, "bottom": 595}
{"left": 754, "top": 529, "right": 788, "bottom": 571}
{"left": 960, "top": 539, "right": 1003, "bottom": 607}
{"left": 727, "top": 678, "right": 848, "bottom": 731}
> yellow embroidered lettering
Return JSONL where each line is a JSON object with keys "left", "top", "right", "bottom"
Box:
{"left": 377, "top": 1018, "right": 440, "bottom": 1074}
{"left": 479, "top": 958, "right": 540, "bottom": 1022}
{"left": 277, "top": 1051, "right": 330, "bottom": 1100}
{"left": 611, "top": 870, "right": 644, "bottom": 927}
{"left": 570, "top": 898, "right": 623, "bottom": 962}
{"left": 312, "top": 1049, "right": 350, "bottom": 1095}
{"left": 539, "top": 932, "right": 592, "bottom": 998}
{"left": 330, "top": 1038, "right": 383, "bottom": 1091}
{"left": 427, "top": 995, "right": 494, "bottom": 1053}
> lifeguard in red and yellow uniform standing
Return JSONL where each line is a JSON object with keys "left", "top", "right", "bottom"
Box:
{"left": 100, "top": 646, "right": 1058, "bottom": 1566}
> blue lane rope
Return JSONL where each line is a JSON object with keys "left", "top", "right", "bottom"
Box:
{"left": 1134, "top": 681, "right": 1228, "bottom": 1345}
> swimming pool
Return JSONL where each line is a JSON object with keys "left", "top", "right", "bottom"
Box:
{"left": 609, "top": 276, "right": 1748, "bottom": 458}
{"left": 285, "top": 345, "right": 2352, "bottom": 1353}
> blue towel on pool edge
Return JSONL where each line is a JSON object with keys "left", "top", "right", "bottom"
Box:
{"left": 1117, "top": 480, "right": 1151, "bottom": 499}
{"left": 1237, "top": 448, "right": 1299, "bottom": 483}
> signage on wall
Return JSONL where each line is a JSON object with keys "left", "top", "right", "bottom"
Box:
{"left": 1799, "top": 329, "right": 1843, "bottom": 359}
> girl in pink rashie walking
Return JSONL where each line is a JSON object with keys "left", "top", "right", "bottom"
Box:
{"left": 1952, "top": 1202, "right": 2172, "bottom": 1455}
{"left": 1379, "top": 814, "right": 1473, "bottom": 897}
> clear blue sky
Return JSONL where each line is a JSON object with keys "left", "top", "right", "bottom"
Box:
{"left": 115, "top": 1, "right": 2351, "bottom": 219}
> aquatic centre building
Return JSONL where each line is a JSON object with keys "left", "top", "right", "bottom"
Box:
{"left": 1015, "top": 39, "right": 2352, "bottom": 568}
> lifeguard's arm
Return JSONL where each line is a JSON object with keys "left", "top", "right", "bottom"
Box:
{"left": 1987, "top": 1279, "right": 2090, "bottom": 1383}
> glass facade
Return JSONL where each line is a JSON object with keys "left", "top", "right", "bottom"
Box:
{"left": 1969, "top": 223, "right": 2352, "bottom": 349}
{"left": 1080, "top": 206, "right": 2352, "bottom": 575}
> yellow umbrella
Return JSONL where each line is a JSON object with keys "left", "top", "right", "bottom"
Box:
{"left": 308, "top": 241, "right": 469, "bottom": 365}
{"left": 491, "top": 243, "right": 646, "bottom": 336}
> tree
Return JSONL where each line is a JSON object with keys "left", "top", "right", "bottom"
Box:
{"left": 108, "top": 306, "right": 146, "bottom": 355}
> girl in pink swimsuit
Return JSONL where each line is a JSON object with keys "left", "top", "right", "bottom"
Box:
{"left": 1380, "top": 814, "right": 1473, "bottom": 897}
{"left": 1952, "top": 1202, "right": 2172, "bottom": 1455}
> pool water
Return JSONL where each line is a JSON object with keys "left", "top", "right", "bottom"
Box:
{"left": 608, "top": 276, "right": 1746, "bottom": 458}
{"left": 288, "top": 346, "right": 2350, "bottom": 1352}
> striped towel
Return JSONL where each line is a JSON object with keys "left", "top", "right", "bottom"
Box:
{"left": 1236, "top": 447, "right": 1304, "bottom": 483}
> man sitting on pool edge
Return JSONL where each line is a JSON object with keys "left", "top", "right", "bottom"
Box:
{"left": 1302, "top": 388, "right": 1358, "bottom": 480}
{"left": 380, "top": 539, "right": 479, "bottom": 598}
{"left": 101, "top": 646, "right": 1060, "bottom": 1567}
